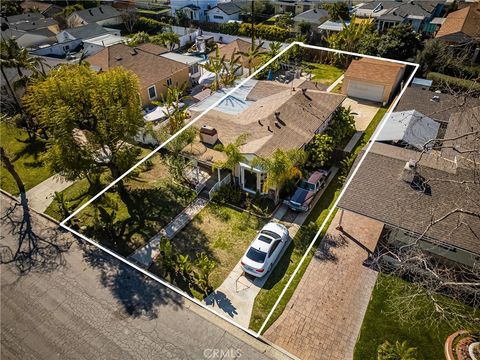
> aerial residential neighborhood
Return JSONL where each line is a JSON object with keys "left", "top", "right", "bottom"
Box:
{"left": 1, "top": 1, "right": 479, "bottom": 360}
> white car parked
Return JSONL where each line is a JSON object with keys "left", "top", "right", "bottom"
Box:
{"left": 240, "top": 222, "right": 289, "bottom": 277}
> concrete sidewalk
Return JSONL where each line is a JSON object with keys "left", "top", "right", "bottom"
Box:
{"left": 129, "top": 197, "right": 209, "bottom": 267}
{"left": 25, "top": 174, "right": 74, "bottom": 213}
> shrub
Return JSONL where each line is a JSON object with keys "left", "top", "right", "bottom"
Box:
{"left": 212, "top": 184, "right": 243, "bottom": 205}
{"left": 238, "top": 23, "right": 290, "bottom": 42}
{"left": 427, "top": 72, "right": 480, "bottom": 95}
{"left": 135, "top": 17, "right": 170, "bottom": 34}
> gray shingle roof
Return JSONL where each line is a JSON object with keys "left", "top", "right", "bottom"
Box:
{"left": 73, "top": 6, "right": 120, "bottom": 23}
{"left": 6, "top": 12, "right": 44, "bottom": 24}
{"left": 215, "top": 2, "right": 242, "bottom": 15}
{"left": 293, "top": 8, "right": 329, "bottom": 24}
{"left": 9, "top": 17, "right": 57, "bottom": 31}
{"left": 62, "top": 23, "right": 111, "bottom": 40}
{"left": 338, "top": 142, "right": 480, "bottom": 254}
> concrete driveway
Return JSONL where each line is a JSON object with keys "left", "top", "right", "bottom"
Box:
{"left": 25, "top": 174, "right": 74, "bottom": 213}
{"left": 342, "top": 98, "right": 380, "bottom": 131}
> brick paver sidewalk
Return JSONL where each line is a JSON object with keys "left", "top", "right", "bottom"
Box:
{"left": 264, "top": 210, "right": 383, "bottom": 360}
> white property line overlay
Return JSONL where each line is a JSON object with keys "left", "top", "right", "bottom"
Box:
{"left": 58, "top": 42, "right": 419, "bottom": 339}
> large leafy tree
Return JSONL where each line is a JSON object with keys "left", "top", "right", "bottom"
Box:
{"left": 323, "top": 2, "right": 350, "bottom": 21}
{"left": 325, "top": 106, "right": 356, "bottom": 144}
{"left": 252, "top": 148, "right": 306, "bottom": 202}
{"left": 22, "top": 65, "right": 144, "bottom": 190}
{"left": 377, "top": 24, "right": 420, "bottom": 61}
{"left": 0, "top": 0, "right": 22, "bottom": 17}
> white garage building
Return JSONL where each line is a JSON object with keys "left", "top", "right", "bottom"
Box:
{"left": 342, "top": 58, "right": 406, "bottom": 104}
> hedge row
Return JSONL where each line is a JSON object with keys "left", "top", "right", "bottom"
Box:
{"left": 197, "top": 21, "right": 290, "bottom": 42}
{"left": 427, "top": 72, "right": 480, "bottom": 94}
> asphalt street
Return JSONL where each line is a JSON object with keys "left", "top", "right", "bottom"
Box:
{"left": 0, "top": 194, "right": 291, "bottom": 360}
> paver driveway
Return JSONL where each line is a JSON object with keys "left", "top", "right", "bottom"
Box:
{"left": 264, "top": 210, "right": 384, "bottom": 360}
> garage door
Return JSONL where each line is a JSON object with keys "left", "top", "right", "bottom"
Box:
{"left": 346, "top": 80, "right": 385, "bottom": 102}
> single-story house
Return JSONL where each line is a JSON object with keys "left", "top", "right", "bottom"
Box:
{"left": 0, "top": 27, "right": 56, "bottom": 48}
{"left": 57, "top": 23, "right": 121, "bottom": 43}
{"left": 271, "top": 0, "right": 331, "bottom": 16}
{"left": 435, "top": 4, "right": 480, "bottom": 44}
{"left": 171, "top": 0, "right": 219, "bottom": 22}
{"left": 317, "top": 20, "right": 349, "bottom": 36}
{"left": 209, "top": 39, "right": 266, "bottom": 75}
{"left": 293, "top": 8, "right": 329, "bottom": 32}
{"left": 338, "top": 137, "right": 480, "bottom": 267}
{"left": 67, "top": 6, "right": 123, "bottom": 28}
{"left": 206, "top": 2, "right": 242, "bottom": 23}
{"left": 5, "top": 12, "right": 59, "bottom": 34}
{"left": 354, "top": 0, "right": 444, "bottom": 34}
{"left": 342, "top": 57, "right": 406, "bottom": 104}
{"left": 86, "top": 43, "right": 189, "bottom": 106}
{"left": 182, "top": 81, "right": 345, "bottom": 197}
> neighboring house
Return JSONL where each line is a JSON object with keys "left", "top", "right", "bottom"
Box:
{"left": 5, "top": 13, "right": 59, "bottom": 34}
{"left": 170, "top": 0, "right": 221, "bottom": 22}
{"left": 342, "top": 57, "right": 406, "bottom": 104}
{"left": 337, "top": 85, "right": 480, "bottom": 267}
{"left": 354, "top": 0, "right": 445, "bottom": 34}
{"left": 317, "top": 20, "right": 349, "bottom": 36}
{"left": 0, "top": 27, "right": 56, "bottom": 48}
{"left": 57, "top": 23, "right": 121, "bottom": 43}
{"left": 206, "top": 2, "right": 242, "bottom": 23}
{"left": 86, "top": 43, "right": 189, "bottom": 106}
{"left": 160, "top": 52, "right": 204, "bottom": 84}
{"left": 338, "top": 138, "right": 480, "bottom": 267}
{"left": 182, "top": 82, "right": 345, "bottom": 197}
{"left": 20, "top": 0, "right": 63, "bottom": 18}
{"left": 293, "top": 8, "right": 329, "bottom": 32}
{"left": 67, "top": 6, "right": 123, "bottom": 27}
{"left": 208, "top": 39, "right": 265, "bottom": 75}
{"left": 435, "top": 3, "right": 480, "bottom": 44}
{"left": 272, "top": 0, "right": 332, "bottom": 16}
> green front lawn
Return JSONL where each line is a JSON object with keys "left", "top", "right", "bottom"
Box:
{"left": 46, "top": 152, "right": 196, "bottom": 256}
{"left": 354, "top": 273, "right": 477, "bottom": 360}
{"left": 303, "top": 62, "right": 344, "bottom": 86}
{"left": 171, "top": 203, "right": 268, "bottom": 294}
{"left": 0, "top": 123, "right": 53, "bottom": 195}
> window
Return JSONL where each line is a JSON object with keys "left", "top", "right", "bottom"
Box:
{"left": 214, "top": 15, "right": 223, "bottom": 19}
{"left": 147, "top": 85, "right": 157, "bottom": 100}
{"left": 166, "top": 78, "right": 172, "bottom": 87}
{"left": 189, "top": 63, "right": 199, "bottom": 75}
{"left": 268, "top": 241, "right": 280, "bottom": 257}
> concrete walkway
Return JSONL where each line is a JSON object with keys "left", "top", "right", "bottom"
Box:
{"left": 129, "top": 197, "right": 209, "bottom": 267}
{"left": 25, "top": 174, "right": 74, "bottom": 213}
{"left": 264, "top": 210, "right": 384, "bottom": 360}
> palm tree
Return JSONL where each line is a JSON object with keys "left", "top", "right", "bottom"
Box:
{"left": 201, "top": 46, "right": 225, "bottom": 92}
{"left": 237, "top": 38, "right": 265, "bottom": 76}
{"left": 221, "top": 52, "right": 241, "bottom": 87}
{"left": 252, "top": 148, "right": 306, "bottom": 202}
{"left": 377, "top": 340, "right": 417, "bottom": 360}
{"left": 150, "top": 32, "right": 180, "bottom": 51}
{"left": 1, "top": 39, "right": 49, "bottom": 108}
{"left": 212, "top": 134, "right": 248, "bottom": 184}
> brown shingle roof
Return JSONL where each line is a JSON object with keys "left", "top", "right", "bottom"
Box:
{"left": 436, "top": 4, "right": 480, "bottom": 40}
{"left": 190, "top": 87, "right": 345, "bottom": 158}
{"left": 86, "top": 43, "right": 188, "bottom": 88}
{"left": 209, "top": 39, "right": 265, "bottom": 68}
{"left": 135, "top": 43, "right": 169, "bottom": 55}
{"left": 338, "top": 142, "right": 480, "bottom": 254}
{"left": 344, "top": 57, "right": 406, "bottom": 86}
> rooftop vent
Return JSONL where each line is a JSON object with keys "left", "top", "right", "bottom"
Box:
{"left": 88, "top": 9, "right": 93, "bottom": 16}
{"left": 130, "top": 49, "right": 138, "bottom": 55}
{"left": 430, "top": 95, "right": 440, "bottom": 102}
{"left": 99, "top": 7, "right": 104, "bottom": 14}
{"left": 115, "top": 56, "right": 122, "bottom": 61}
{"left": 200, "top": 125, "right": 218, "bottom": 145}
{"left": 267, "top": 125, "right": 273, "bottom": 133}
{"left": 302, "top": 88, "right": 312, "bottom": 101}
{"left": 410, "top": 174, "right": 432, "bottom": 195}
{"left": 401, "top": 159, "right": 417, "bottom": 183}
{"left": 258, "top": 120, "right": 263, "bottom": 126}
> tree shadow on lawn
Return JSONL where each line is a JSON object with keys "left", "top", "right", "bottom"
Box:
{"left": 82, "top": 183, "right": 195, "bottom": 257}
{"left": 11, "top": 137, "right": 47, "bottom": 163}
{"left": 81, "top": 242, "right": 184, "bottom": 319}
